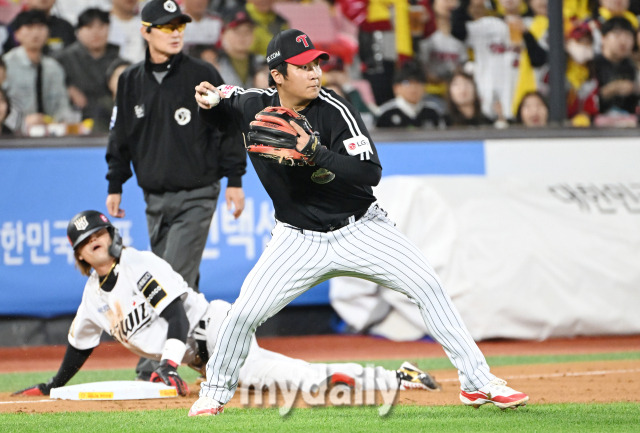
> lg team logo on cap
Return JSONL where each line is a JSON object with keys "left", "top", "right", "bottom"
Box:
{"left": 164, "top": 0, "right": 177, "bottom": 12}
{"left": 73, "top": 216, "right": 89, "bottom": 231}
{"left": 296, "top": 34, "right": 310, "bottom": 47}
{"left": 175, "top": 107, "right": 191, "bottom": 125}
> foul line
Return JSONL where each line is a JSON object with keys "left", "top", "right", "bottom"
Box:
{"left": 439, "top": 368, "right": 640, "bottom": 383}
{"left": 1, "top": 399, "right": 54, "bottom": 405}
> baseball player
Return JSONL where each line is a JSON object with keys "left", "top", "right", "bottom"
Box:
{"left": 190, "top": 29, "right": 529, "bottom": 416}
{"left": 13, "top": 211, "right": 441, "bottom": 398}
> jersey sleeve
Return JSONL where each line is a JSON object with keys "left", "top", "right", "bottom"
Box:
{"left": 310, "top": 90, "right": 382, "bottom": 186}
{"left": 319, "top": 90, "right": 380, "bottom": 166}
{"left": 67, "top": 287, "right": 103, "bottom": 351}
{"left": 132, "top": 251, "right": 190, "bottom": 316}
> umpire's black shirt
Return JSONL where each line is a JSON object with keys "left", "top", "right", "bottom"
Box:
{"left": 107, "top": 51, "right": 246, "bottom": 194}
{"left": 200, "top": 86, "right": 382, "bottom": 232}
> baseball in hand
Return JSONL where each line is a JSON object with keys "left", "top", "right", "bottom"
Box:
{"left": 203, "top": 90, "right": 221, "bottom": 107}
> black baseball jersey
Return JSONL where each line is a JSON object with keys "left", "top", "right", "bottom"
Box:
{"left": 200, "top": 86, "right": 383, "bottom": 231}
{"left": 107, "top": 52, "right": 247, "bottom": 195}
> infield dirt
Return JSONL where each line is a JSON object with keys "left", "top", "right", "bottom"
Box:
{"left": 1, "top": 335, "right": 638, "bottom": 413}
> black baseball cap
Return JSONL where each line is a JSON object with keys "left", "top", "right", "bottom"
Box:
{"left": 141, "top": 0, "right": 192, "bottom": 26}
{"left": 266, "top": 29, "right": 329, "bottom": 69}
{"left": 67, "top": 210, "right": 115, "bottom": 250}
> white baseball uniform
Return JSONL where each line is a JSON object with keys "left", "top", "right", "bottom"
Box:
{"left": 69, "top": 247, "right": 398, "bottom": 391}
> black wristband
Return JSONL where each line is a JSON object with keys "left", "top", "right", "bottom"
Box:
{"left": 300, "top": 133, "right": 321, "bottom": 161}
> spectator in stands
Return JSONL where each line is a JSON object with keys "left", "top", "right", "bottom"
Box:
{"left": 451, "top": 0, "right": 526, "bottom": 121}
{"left": 3, "top": 10, "right": 72, "bottom": 134}
{"left": 417, "top": 0, "right": 468, "bottom": 111}
{"left": 186, "top": 44, "right": 221, "bottom": 68}
{"left": 215, "top": 6, "right": 263, "bottom": 88}
{"left": 592, "top": 0, "right": 638, "bottom": 28}
{"left": 337, "top": 0, "right": 414, "bottom": 106}
{"left": 245, "top": 0, "right": 288, "bottom": 57}
{"left": 108, "top": 0, "right": 145, "bottom": 63}
{"left": 565, "top": 20, "right": 599, "bottom": 126}
{"left": 182, "top": 0, "right": 224, "bottom": 53}
{"left": 321, "top": 56, "right": 377, "bottom": 123}
{"left": 252, "top": 57, "right": 270, "bottom": 88}
{"left": 0, "top": 86, "right": 12, "bottom": 135}
{"left": 444, "top": 70, "right": 493, "bottom": 127}
{"left": 593, "top": 17, "right": 639, "bottom": 115}
{"left": 4, "top": 0, "right": 75, "bottom": 54}
{"left": 106, "top": 58, "right": 131, "bottom": 100}
{"left": 510, "top": 0, "right": 550, "bottom": 115}
{"left": 54, "top": 8, "right": 121, "bottom": 133}
{"left": 515, "top": 90, "right": 549, "bottom": 127}
{"left": 375, "top": 60, "right": 444, "bottom": 129}
{"left": 50, "top": 0, "right": 112, "bottom": 26}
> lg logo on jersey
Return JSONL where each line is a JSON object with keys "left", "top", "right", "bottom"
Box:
{"left": 343, "top": 136, "right": 373, "bottom": 161}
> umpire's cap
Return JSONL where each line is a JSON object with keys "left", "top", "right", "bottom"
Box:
{"left": 67, "top": 210, "right": 115, "bottom": 250}
{"left": 266, "top": 29, "right": 329, "bottom": 69}
{"left": 141, "top": 0, "right": 192, "bottom": 26}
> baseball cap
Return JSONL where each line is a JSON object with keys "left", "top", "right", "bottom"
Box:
{"left": 67, "top": 210, "right": 115, "bottom": 250}
{"left": 223, "top": 7, "right": 254, "bottom": 30}
{"left": 320, "top": 57, "right": 344, "bottom": 73}
{"left": 13, "top": 10, "right": 48, "bottom": 30}
{"left": 141, "top": 0, "right": 192, "bottom": 26}
{"left": 266, "top": 29, "right": 329, "bottom": 69}
{"left": 566, "top": 21, "right": 592, "bottom": 41}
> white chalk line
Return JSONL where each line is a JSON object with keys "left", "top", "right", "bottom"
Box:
{"left": 436, "top": 368, "right": 640, "bottom": 383}
{"left": 1, "top": 398, "right": 54, "bottom": 405}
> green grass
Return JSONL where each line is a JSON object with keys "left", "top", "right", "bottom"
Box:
{"left": 3, "top": 404, "right": 640, "bottom": 433}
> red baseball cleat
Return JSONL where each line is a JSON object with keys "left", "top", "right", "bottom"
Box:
{"left": 460, "top": 378, "right": 529, "bottom": 409}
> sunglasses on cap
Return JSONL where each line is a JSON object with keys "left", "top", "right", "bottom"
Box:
{"left": 142, "top": 21, "right": 186, "bottom": 34}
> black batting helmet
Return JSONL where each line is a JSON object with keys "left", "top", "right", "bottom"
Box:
{"left": 67, "top": 210, "right": 123, "bottom": 258}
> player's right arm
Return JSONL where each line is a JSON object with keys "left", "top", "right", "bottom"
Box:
{"left": 12, "top": 344, "right": 94, "bottom": 396}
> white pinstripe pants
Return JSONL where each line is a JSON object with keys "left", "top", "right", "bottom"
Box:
{"left": 201, "top": 204, "right": 495, "bottom": 403}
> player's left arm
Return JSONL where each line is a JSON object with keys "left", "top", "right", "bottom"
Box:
{"left": 293, "top": 94, "right": 381, "bottom": 186}
{"left": 12, "top": 344, "right": 94, "bottom": 396}
{"left": 149, "top": 298, "right": 190, "bottom": 396}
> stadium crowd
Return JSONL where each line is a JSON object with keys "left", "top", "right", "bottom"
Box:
{"left": 1, "top": 0, "right": 640, "bottom": 136}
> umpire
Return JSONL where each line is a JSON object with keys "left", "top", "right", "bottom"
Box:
{"left": 106, "top": 0, "right": 246, "bottom": 380}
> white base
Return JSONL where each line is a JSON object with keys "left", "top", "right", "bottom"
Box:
{"left": 50, "top": 380, "right": 178, "bottom": 400}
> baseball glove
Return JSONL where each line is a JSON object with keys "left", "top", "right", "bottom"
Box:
{"left": 245, "top": 106, "right": 321, "bottom": 166}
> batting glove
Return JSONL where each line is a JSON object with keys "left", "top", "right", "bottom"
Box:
{"left": 149, "top": 359, "right": 189, "bottom": 396}
{"left": 13, "top": 382, "right": 52, "bottom": 396}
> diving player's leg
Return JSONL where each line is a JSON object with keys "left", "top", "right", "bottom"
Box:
{"left": 239, "top": 346, "right": 399, "bottom": 392}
